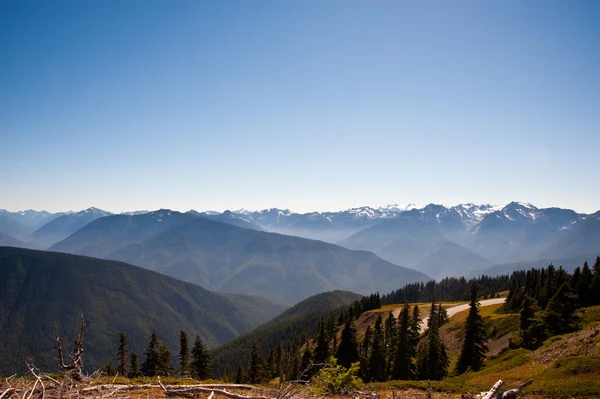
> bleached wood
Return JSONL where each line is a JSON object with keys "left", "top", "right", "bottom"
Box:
{"left": 481, "top": 380, "right": 505, "bottom": 399}
{"left": 501, "top": 379, "right": 532, "bottom": 399}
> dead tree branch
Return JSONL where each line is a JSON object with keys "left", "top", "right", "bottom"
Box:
{"left": 0, "top": 389, "right": 14, "bottom": 399}
{"left": 501, "top": 379, "right": 532, "bottom": 399}
{"left": 55, "top": 314, "right": 88, "bottom": 382}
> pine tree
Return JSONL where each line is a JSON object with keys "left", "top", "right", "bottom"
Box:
{"left": 267, "top": 348, "right": 275, "bottom": 379}
{"left": 592, "top": 256, "right": 600, "bottom": 305}
{"left": 335, "top": 320, "right": 360, "bottom": 369}
{"left": 223, "top": 366, "right": 231, "bottom": 383}
{"left": 289, "top": 340, "right": 300, "bottom": 381}
{"left": 544, "top": 282, "right": 580, "bottom": 336}
{"left": 235, "top": 364, "right": 245, "bottom": 384}
{"left": 156, "top": 341, "right": 173, "bottom": 376}
{"left": 416, "top": 300, "right": 448, "bottom": 380}
{"left": 368, "top": 315, "right": 387, "bottom": 382}
{"left": 436, "top": 304, "right": 449, "bottom": 327}
{"left": 410, "top": 305, "right": 421, "bottom": 349}
{"left": 384, "top": 312, "right": 396, "bottom": 377}
{"left": 275, "top": 343, "right": 284, "bottom": 381}
{"left": 392, "top": 302, "right": 415, "bottom": 380}
{"left": 314, "top": 319, "right": 330, "bottom": 364}
{"left": 520, "top": 294, "right": 545, "bottom": 349}
{"left": 361, "top": 325, "right": 372, "bottom": 360}
{"left": 141, "top": 329, "right": 159, "bottom": 376}
{"left": 456, "top": 284, "right": 488, "bottom": 374}
{"left": 102, "top": 361, "right": 116, "bottom": 376}
{"left": 116, "top": 332, "right": 128, "bottom": 376}
{"left": 129, "top": 352, "right": 140, "bottom": 378}
{"left": 179, "top": 330, "right": 190, "bottom": 377}
{"left": 384, "top": 311, "right": 396, "bottom": 358}
{"left": 248, "top": 342, "right": 264, "bottom": 384}
{"left": 191, "top": 335, "right": 212, "bottom": 380}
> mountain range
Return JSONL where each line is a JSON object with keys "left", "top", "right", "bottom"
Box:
{"left": 0, "top": 246, "right": 287, "bottom": 375}
{"left": 49, "top": 210, "right": 428, "bottom": 303}
{"left": 1, "top": 201, "right": 597, "bottom": 282}
{"left": 225, "top": 202, "right": 597, "bottom": 278}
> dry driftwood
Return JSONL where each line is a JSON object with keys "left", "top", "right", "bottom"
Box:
{"left": 161, "top": 384, "right": 273, "bottom": 399}
{"left": 463, "top": 379, "right": 532, "bottom": 399}
{"left": 0, "top": 388, "right": 15, "bottom": 399}
{"left": 500, "top": 379, "right": 532, "bottom": 399}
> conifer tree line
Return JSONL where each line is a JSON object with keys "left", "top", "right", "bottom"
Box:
{"left": 211, "top": 293, "right": 382, "bottom": 377}
{"left": 381, "top": 274, "right": 511, "bottom": 305}
{"left": 229, "top": 286, "right": 490, "bottom": 383}
{"left": 504, "top": 256, "right": 600, "bottom": 349}
{"left": 101, "top": 329, "right": 212, "bottom": 379}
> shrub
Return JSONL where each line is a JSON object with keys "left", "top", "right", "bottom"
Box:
{"left": 310, "top": 357, "right": 363, "bottom": 395}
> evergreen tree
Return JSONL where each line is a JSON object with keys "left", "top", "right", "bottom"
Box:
{"left": 116, "top": 332, "right": 128, "bottom": 376}
{"left": 519, "top": 294, "right": 545, "bottom": 349}
{"left": 267, "top": 348, "right": 275, "bottom": 379}
{"left": 392, "top": 302, "right": 415, "bottom": 380}
{"left": 593, "top": 256, "right": 600, "bottom": 305}
{"left": 416, "top": 300, "right": 448, "bottom": 380}
{"left": 361, "top": 326, "right": 372, "bottom": 360}
{"left": 275, "top": 343, "right": 284, "bottom": 381}
{"left": 179, "top": 330, "right": 190, "bottom": 377}
{"left": 368, "top": 315, "right": 387, "bottom": 382}
{"left": 456, "top": 284, "right": 488, "bottom": 374}
{"left": 577, "top": 262, "right": 593, "bottom": 306}
{"left": 141, "top": 329, "right": 159, "bottom": 376}
{"left": 102, "top": 361, "right": 116, "bottom": 376}
{"left": 129, "top": 352, "right": 140, "bottom": 378}
{"left": 335, "top": 320, "right": 360, "bottom": 369}
{"left": 410, "top": 305, "right": 421, "bottom": 349}
{"left": 314, "top": 319, "right": 330, "bottom": 364}
{"left": 223, "top": 366, "right": 231, "bottom": 383}
{"left": 235, "top": 364, "right": 245, "bottom": 384}
{"left": 384, "top": 312, "right": 396, "bottom": 377}
{"left": 289, "top": 341, "right": 300, "bottom": 381}
{"left": 436, "top": 304, "right": 449, "bottom": 327}
{"left": 544, "top": 282, "right": 580, "bottom": 336}
{"left": 191, "top": 335, "right": 212, "bottom": 380}
{"left": 248, "top": 342, "right": 264, "bottom": 384}
{"left": 384, "top": 311, "right": 396, "bottom": 358}
{"left": 156, "top": 341, "right": 173, "bottom": 376}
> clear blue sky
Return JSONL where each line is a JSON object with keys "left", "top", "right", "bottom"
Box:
{"left": 1, "top": 1, "right": 599, "bottom": 213}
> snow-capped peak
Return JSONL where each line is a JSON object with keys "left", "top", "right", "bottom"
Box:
{"left": 378, "top": 203, "right": 418, "bottom": 213}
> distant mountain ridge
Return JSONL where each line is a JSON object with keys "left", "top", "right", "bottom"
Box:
{"left": 50, "top": 210, "right": 429, "bottom": 303}
{"left": 31, "top": 207, "right": 113, "bottom": 248}
{"left": 3, "top": 201, "right": 597, "bottom": 280}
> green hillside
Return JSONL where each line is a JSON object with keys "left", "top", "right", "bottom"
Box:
{"left": 211, "top": 290, "right": 362, "bottom": 375}
{"left": 0, "top": 246, "right": 286, "bottom": 375}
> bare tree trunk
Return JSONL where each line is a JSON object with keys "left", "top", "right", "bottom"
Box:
{"left": 56, "top": 314, "right": 88, "bottom": 382}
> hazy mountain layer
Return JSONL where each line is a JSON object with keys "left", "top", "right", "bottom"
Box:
{"left": 51, "top": 212, "right": 429, "bottom": 303}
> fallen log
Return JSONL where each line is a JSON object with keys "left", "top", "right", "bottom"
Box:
{"left": 80, "top": 383, "right": 260, "bottom": 392}
{"left": 482, "top": 380, "right": 505, "bottom": 399}
{"left": 501, "top": 379, "right": 532, "bottom": 399}
{"left": 165, "top": 386, "right": 272, "bottom": 399}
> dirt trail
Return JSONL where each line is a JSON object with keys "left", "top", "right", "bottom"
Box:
{"left": 391, "top": 298, "right": 506, "bottom": 333}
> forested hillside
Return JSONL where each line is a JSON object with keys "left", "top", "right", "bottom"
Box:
{"left": 211, "top": 290, "right": 365, "bottom": 376}
{"left": 0, "top": 247, "right": 286, "bottom": 375}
